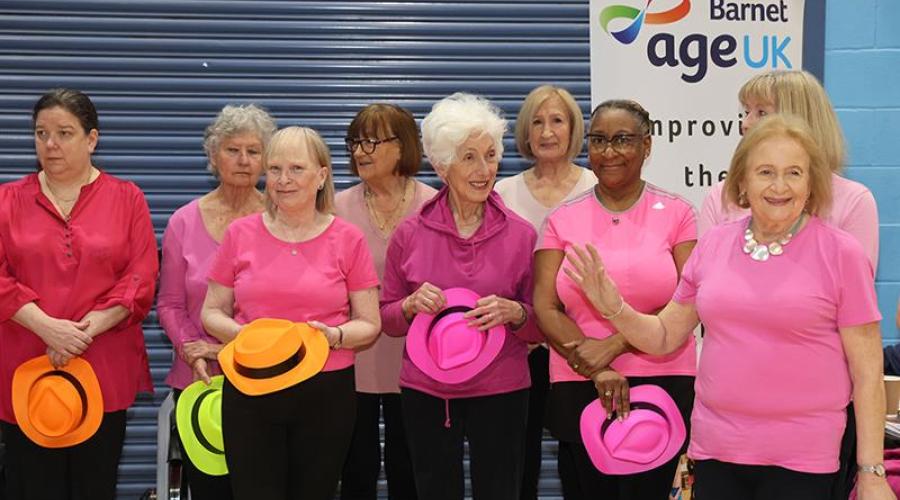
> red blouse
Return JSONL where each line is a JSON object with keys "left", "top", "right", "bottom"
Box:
{"left": 0, "top": 172, "right": 158, "bottom": 422}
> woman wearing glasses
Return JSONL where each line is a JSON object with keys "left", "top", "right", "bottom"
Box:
{"left": 335, "top": 103, "right": 435, "bottom": 500}
{"left": 533, "top": 99, "right": 697, "bottom": 499}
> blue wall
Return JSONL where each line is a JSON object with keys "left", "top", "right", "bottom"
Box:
{"left": 826, "top": 0, "right": 900, "bottom": 341}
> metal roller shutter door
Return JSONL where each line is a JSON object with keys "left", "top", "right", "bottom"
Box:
{"left": 0, "top": 1, "right": 590, "bottom": 497}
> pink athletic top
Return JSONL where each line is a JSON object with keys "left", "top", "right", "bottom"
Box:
{"left": 334, "top": 180, "right": 437, "bottom": 394}
{"left": 674, "top": 216, "right": 881, "bottom": 473}
{"left": 158, "top": 199, "right": 226, "bottom": 390}
{"left": 697, "top": 174, "right": 879, "bottom": 270}
{"left": 538, "top": 183, "right": 697, "bottom": 383}
{"left": 208, "top": 214, "right": 380, "bottom": 372}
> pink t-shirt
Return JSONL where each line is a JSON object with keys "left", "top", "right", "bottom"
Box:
{"left": 674, "top": 216, "right": 881, "bottom": 473}
{"left": 538, "top": 183, "right": 697, "bottom": 383}
{"left": 697, "top": 173, "right": 879, "bottom": 270}
{"left": 158, "top": 199, "right": 226, "bottom": 389}
{"left": 334, "top": 181, "right": 437, "bottom": 394}
{"left": 208, "top": 214, "right": 380, "bottom": 372}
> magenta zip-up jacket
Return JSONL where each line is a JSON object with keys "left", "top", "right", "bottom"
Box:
{"left": 381, "top": 186, "right": 544, "bottom": 399}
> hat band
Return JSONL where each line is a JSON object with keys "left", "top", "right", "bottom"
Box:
{"left": 234, "top": 344, "right": 305, "bottom": 380}
{"left": 36, "top": 370, "right": 89, "bottom": 428}
{"left": 600, "top": 401, "right": 668, "bottom": 436}
{"left": 427, "top": 305, "right": 473, "bottom": 332}
{"left": 190, "top": 390, "right": 224, "bottom": 455}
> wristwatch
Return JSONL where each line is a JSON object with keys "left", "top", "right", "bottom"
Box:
{"left": 858, "top": 463, "right": 886, "bottom": 478}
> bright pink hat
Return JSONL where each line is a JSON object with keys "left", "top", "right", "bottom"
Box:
{"left": 579, "top": 384, "right": 686, "bottom": 475}
{"left": 406, "top": 287, "right": 506, "bottom": 384}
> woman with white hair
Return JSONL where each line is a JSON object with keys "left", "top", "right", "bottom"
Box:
{"left": 380, "top": 93, "right": 544, "bottom": 500}
{"left": 158, "top": 103, "right": 276, "bottom": 499}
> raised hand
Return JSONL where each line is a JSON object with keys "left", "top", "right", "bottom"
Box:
{"left": 564, "top": 244, "right": 624, "bottom": 319}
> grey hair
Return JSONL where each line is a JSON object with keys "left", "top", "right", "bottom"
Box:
{"left": 203, "top": 103, "right": 277, "bottom": 173}
{"left": 421, "top": 92, "right": 506, "bottom": 170}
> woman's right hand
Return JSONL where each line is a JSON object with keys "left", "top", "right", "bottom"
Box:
{"left": 37, "top": 316, "right": 92, "bottom": 357}
{"left": 191, "top": 358, "right": 212, "bottom": 385}
{"left": 564, "top": 244, "right": 624, "bottom": 318}
{"left": 401, "top": 282, "right": 446, "bottom": 321}
{"left": 592, "top": 368, "right": 630, "bottom": 419}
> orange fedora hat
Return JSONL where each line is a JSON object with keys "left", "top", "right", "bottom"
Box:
{"left": 218, "top": 318, "right": 329, "bottom": 396}
{"left": 12, "top": 355, "right": 103, "bottom": 448}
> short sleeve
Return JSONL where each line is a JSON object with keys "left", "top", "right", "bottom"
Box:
{"left": 342, "top": 227, "right": 379, "bottom": 292}
{"left": 208, "top": 224, "right": 238, "bottom": 287}
{"left": 672, "top": 237, "right": 707, "bottom": 305}
{"left": 835, "top": 238, "right": 881, "bottom": 328}
{"left": 672, "top": 202, "right": 698, "bottom": 246}
{"left": 536, "top": 211, "right": 565, "bottom": 251}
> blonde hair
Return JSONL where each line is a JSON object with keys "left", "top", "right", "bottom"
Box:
{"left": 514, "top": 85, "right": 585, "bottom": 161}
{"left": 739, "top": 70, "right": 845, "bottom": 173}
{"left": 264, "top": 126, "right": 335, "bottom": 215}
{"left": 723, "top": 114, "right": 832, "bottom": 216}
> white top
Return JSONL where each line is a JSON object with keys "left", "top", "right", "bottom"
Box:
{"left": 494, "top": 167, "right": 596, "bottom": 232}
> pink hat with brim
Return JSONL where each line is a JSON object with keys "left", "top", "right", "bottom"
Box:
{"left": 406, "top": 287, "right": 506, "bottom": 384}
{"left": 580, "top": 384, "right": 686, "bottom": 475}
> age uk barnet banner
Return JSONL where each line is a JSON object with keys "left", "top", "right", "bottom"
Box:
{"left": 589, "top": 0, "right": 806, "bottom": 208}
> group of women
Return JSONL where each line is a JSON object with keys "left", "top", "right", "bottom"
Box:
{"left": 0, "top": 68, "right": 892, "bottom": 500}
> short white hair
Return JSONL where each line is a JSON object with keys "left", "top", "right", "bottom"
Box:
{"left": 421, "top": 92, "right": 507, "bottom": 170}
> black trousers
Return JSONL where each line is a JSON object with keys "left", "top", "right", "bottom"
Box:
{"left": 401, "top": 388, "right": 529, "bottom": 500}
{"left": 1, "top": 410, "right": 126, "bottom": 500}
{"left": 222, "top": 367, "right": 356, "bottom": 500}
{"left": 831, "top": 404, "right": 856, "bottom": 500}
{"left": 340, "top": 392, "right": 417, "bottom": 500}
{"left": 172, "top": 388, "right": 234, "bottom": 500}
{"left": 521, "top": 346, "right": 549, "bottom": 500}
{"left": 694, "top": 459, "right": 836, "bottom": 500}
{"left": 548, "top": 375, "right": 695, "bottom": 500}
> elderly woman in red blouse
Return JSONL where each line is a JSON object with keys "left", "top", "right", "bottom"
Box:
{"left": 0, "top": 89, "right": 158, "bottom": 500}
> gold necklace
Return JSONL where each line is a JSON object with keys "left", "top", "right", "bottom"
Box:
{"left": 43, "top": 168, "right": 93, "bottom": 217}
{"left": 365, "top": 177, "right": 410, "bottom": 232}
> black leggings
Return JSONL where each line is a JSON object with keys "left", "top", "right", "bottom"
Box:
{"left": 2, "top": 410, "right": 126, "bottom": 500}
{"left": 694, "top": 459, "right": 836, "bottom": 500}
{"left": 340, "top": 392, "right": 417, "bottom": 500}
{"left": 222, "top": 367, "right": 356, "bottom": 500}
{"left": 401, "top": 388, "right": 529, "bottom": 500}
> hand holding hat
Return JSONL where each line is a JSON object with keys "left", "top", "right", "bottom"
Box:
{"left": 592, "top": 369, "right": 631, "bottom": 420}
{"left": 32, "top": 314, "right": 92, "bottom": 359}
{"left": 402, "top": 282, "right": 446, "bottom": 321}
{"left": 464, "top": 294, "right": 527, "bottom": 331}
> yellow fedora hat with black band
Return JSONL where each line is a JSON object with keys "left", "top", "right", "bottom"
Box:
{"left": 176, "top": 375, "right": 227, "bottom": 476}
{"left": 218, "top": 318, "right": 329, "bottom": 396}
{"left": 12, "top": 355, "right": 103, "bottom": 448}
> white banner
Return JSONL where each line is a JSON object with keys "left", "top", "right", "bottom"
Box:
{"left": 590, "top": 0, "right": 806, "bottom": 208}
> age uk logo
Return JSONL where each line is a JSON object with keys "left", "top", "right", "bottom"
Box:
{"left": 600, "top": 0, "right": 691, "bottom": 44}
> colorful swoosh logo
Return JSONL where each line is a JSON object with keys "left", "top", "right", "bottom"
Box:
{"left": 600, "top": 0, "right": 691, "bottom": 44}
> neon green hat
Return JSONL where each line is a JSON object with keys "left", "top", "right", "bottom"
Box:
{"left": 175, "top": 375, "right": 227, "bottom": 476}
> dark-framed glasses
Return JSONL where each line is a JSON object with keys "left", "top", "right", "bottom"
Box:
{"left": 585, "top": 133, "right": 646, "bottom": 153}
{"left": 345, "top": 136, "right": 398, "bottom": 154}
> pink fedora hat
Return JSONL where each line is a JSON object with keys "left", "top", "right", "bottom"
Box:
{"left": 580, "top": 384, "right": 686, "bottom": 475}
{"left": 406, "top": 287, "right": 506, "bottom": 384}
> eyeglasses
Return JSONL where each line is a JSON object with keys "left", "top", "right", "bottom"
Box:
{"left": 585, "top": 133, "right": 647, "bottom": 153}
{"left": 345, "top": 136, "right": 398, "bottom": 155}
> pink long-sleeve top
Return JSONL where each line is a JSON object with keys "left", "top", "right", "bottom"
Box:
{"left": 158, "top": 199, "right": 227, "bottom": 390}
{"left": 0, "top": 172, "right": 157, "bottom": 422}
{"left": 380, "top": 187, "right": 544, "bottom": 399}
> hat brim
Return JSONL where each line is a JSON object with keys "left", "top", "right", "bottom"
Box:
{"left": 219, "top": 324, "right": 329, "bottom": 396}
{"left": 407, "top": 287, "right": 506, "bottom": 384}
{"left": 176, "top": 376, "right": 228, "bottom": 476}
{"left": 580, "top": 384, "right": 686, "bottom": 475}
{"left": 12, "top": 356, "right": 104, "bottom": 448}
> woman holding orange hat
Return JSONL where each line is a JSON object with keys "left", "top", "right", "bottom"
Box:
{"left": 0, "top": 88, "right": 158, "bottom": 500}
{"left": 201, "top": 126, "right": 381, "bottom": 500}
